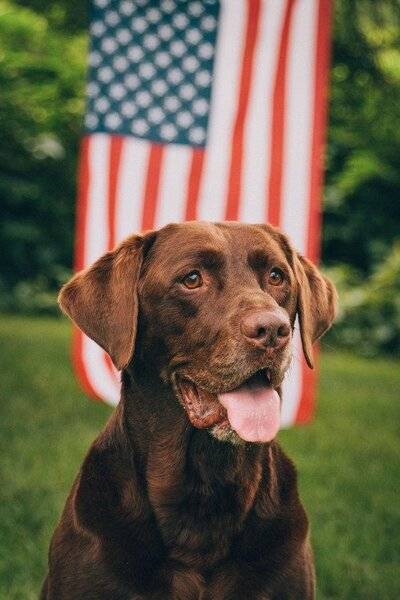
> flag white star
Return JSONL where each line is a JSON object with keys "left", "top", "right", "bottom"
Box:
{"left": 160, "top": 123, "right": 177, "bottom": 140}
{"left": 147, "top": 106, "right": 165, "bottom": 124}
{"left": 105, "top": 112, "right": 122, "bottom": 129}
{"left": 131, "top": 119, "right": 149, "bottom": 135}
{"left": 164, "top": 96, "right": 181, "bottom": 112}
{"left": 121, "top": 101, "right": 137, "bottom": 117}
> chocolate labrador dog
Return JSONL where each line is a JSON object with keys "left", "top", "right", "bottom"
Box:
{"left": 41, "top": 222, "right": 336, "bottom": 600}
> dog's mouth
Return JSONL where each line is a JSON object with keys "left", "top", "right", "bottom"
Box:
{"left": 175, "top": 369, "right": 280, "bottom": 443}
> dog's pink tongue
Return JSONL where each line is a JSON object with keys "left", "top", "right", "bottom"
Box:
{"left": 218, "top": 374, "right": 280, "bottom": 442}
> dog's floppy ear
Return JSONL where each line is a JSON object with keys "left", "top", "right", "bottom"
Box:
{"left": 58, "top": 232, "right": 156, "bottom": 370}
{"left": 294, "top": 254, "right": 337, "bottom": 369}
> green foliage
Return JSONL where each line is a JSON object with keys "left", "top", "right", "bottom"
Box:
{"left": 0, "top": 316, "right": 399, "bottom": 598}
{"left": 0, "top": 0, "right": 86, "bottom": 296}
{"left": 325, "top": 241, "right": 400, "bottom": 356}
{"left": 324, "top": 0, "right": 400, "bottom": 273}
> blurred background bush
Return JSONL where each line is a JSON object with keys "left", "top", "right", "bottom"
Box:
{"left": 1, "top": 0, "right": 400, "bottom": 355}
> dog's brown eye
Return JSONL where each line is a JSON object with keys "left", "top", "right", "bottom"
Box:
{"left": 182, "top": 270, "right": 203, "bottom": 289}
{"left": 268, "top": 268, "right": 284, "bottom": 286}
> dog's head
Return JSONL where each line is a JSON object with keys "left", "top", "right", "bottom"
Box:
{"left": 59, "top": 222, "right": 336, "bottom": 444}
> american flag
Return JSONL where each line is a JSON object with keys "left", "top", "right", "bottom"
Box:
{"left": 74, "top": 0, "right": 332, "bottom": 427}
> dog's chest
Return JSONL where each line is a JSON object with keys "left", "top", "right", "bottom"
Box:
{"left": 147, "top": 437, "right": 263, "bottom": 568}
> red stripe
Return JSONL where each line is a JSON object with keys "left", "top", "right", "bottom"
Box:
{"left": 296, "top": 0, "right": 332, "bottom": 425}
{"left": 72, "top": 136, "right": 99, "bottom": 399}
{"left": 225, "top": 0, "right": 261, "bottom": 220}
{"left": 74, "top": 136, "right": 90, "bottom": 272}
{"left": 185, "top": 148, "right": 205, "bottom": 221}
{"left": 297, "top": 345, "right": 319, "bottom": 424}
{"left": 307, "top": 0, "right": 332, "bottom": 263}
{"left": 267, "top": 0, "right": 295, "bottom": 226}
{"left": 141, "top": 144, "right": 164, "bottom": 230}
{"left": 103, "top": 135, "right": 125, "bottom": 380}
{"left": 107, "top": 135, "right": 124, "bottom": 251}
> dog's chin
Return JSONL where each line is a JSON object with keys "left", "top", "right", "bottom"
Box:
{"left": 174, "top": 368, "right": 285, "bottom": 444}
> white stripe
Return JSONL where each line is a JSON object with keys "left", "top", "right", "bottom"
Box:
{"left": 155, "top": 144, "right": 192, "bottom": 227}
{"left": 115, "top": 137, "right": 150, "bottom": 242}
{"left": 83, "top": 134, "right": 121, "bottom": 404}
{"left": 240, "top": 0, "right": 287, "bottom": 223}
{"left": 280, "top": 0, "right": 318, "bottom": 253}
{"left": 280, "top": 323, "right": 303, "bottom": 428}
{"left": 197, "top": 0, "right": 246, "bottom": 221}
{"left": 280, "top": 0, "right": 319, "bottom": 426}
{"left": 84, "top": 134, "right": 110, "bottom": 264}
{"left": 83, "top": 338, "right": 120, "bottom": 406}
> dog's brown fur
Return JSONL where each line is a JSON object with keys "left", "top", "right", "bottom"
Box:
{"left": 41, "top": 222, "right": 336, "bottom": 599}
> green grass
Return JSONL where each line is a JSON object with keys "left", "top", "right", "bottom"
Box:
{"left": 0, "top": 316, "right": 399, "bottom": 599}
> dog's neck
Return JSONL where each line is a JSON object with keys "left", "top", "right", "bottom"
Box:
{"left": 121, "top": 366, "right": 274, "bottom": 517}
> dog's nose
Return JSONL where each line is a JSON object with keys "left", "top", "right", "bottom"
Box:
{"left": 240, "top": 310, "right": 291, "bottom": 350}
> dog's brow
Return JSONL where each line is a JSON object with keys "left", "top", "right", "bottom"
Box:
{"left": 189, "top": 248, "right": 226, "bottom": 269}
{"left": 248, "top": 249, "right": 270, "bottom": 269}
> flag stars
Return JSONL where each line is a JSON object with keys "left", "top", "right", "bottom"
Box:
{"left": 197, "top": 42, "right": 214, "bottom": 60}
{"left": 167, "top": 67, "right": 184, "bottom": 85}
{"left": 188, "top": 1, "right": 203, "bottom": 17}
{"left": 189, "top": 126, "right": 206, "bottom": 144}
{"left": 164, "top": 95, "right": 181, "bottom": 112}
{"left": 87, "top": 82, "right": 100, "bottom": 97}
{"left": 116, "top": 28, "right": 132, "bottom": 45}
{"left": 176, "top": 111, "right": 194, "bottom": 128}
{"left": 131, "top": 119, "right": 149, "bottom": 135}
{"left": 101, "top": 37, "right": 118, "bottom": 54}
{"left": 155, "top": 51, "right": 171, "bottom": 68}
{"left": 151, "top": 79, "right": 168, "bottom": 96}
{"left": 113, "top": 55, "right": 129, "bottom": 72}
{"left": 170, "top": 40, "right": 186, "bottom": 58}
{"left": 146, "top": 8, "right": 162, "bottom": 23}
{"left": 201, "top": 15, "right": 217, "bottom": 32}
{"left": 143, "top": 34, "right": 159, "bottom": 51}
{"left": 192, "top": 98, "right": 208, "bottom": 116}
{"left": 139, "top": 62, "right": 156, "bottom": 79}
{"left": 86, "top": 0, "right": 217, "bottom": 146}
{"left": 195, "top": 70, "right": 211, "bottom": 87}
{"left": 160, "top": 123, "right": 177, "bottom": 140}
{"left": 121, "top": 101, "right": 137, "bottom": 117}
{"left": 89, "top": 51, "right": 102, "bottom": 67}
{"left": 179, "top": 83, "right": 196, "bottom": 101}
{"left": 119, "top": 1, "right": 135, "bottom": 16}
{"left": 131, "top": 16, "right": 147, "bottom": 33}
{"left": 98, "top": 66, "right": 114, "bottom": 83}
{"left": 105, "top": 11, "right": 120, "bottom": 27}
{"left": 128, "top": 45, "right": 144, "bottom": 62}
{"left": 85, "top": 113, "right": 99, "bottom": 129}
{"left": 91, "top": 21, "right": 106, "bottom": 37}
{"left": 173, "top": 13, "right": 189, "bottom": 29}
{"left": 158, "top": 24, "right": 174, "bottom": 41}
{"left": 135, "top": 90, "right": 152, "bottom": 108}
{"left": 161, "top": 0, "right": 175, "bottom": 14}
{"left": 182, "top": 55, "right": 199, "bottom": 73}
{"left": 105, "top": 112, "right": 122, "bottom": 129}
{"left": 124, "top": 73, "right": 140, "bottom": 90}
{"left": 94, "top": 0, "right": 109, "bottom": 8}
{"left": 185, "top": 28, "right": 202, "bottom": 45}
{"left": 110, "top": 83, "right": 126, "bottom": 100}
{"left": 147, "top": 106, "right": 165, "bottom": 124}
{"left": 95, "top": 97, "right": 110, "bottom": 113}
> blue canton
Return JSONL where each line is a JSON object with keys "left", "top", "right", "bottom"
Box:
{"left": 86, "top": 0, "right": 220, "bottom": 147}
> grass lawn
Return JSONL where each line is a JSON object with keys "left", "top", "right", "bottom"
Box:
{"left": 0, "top": 315, "right": 399, "bottom": 599}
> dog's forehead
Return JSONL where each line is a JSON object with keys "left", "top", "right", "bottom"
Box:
{"left": 150, "top": 222, "right": 286, "bottom": 264}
